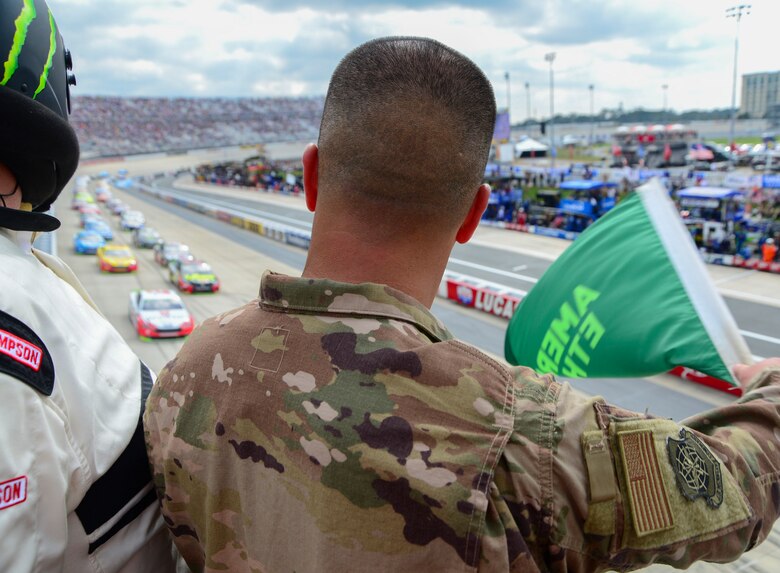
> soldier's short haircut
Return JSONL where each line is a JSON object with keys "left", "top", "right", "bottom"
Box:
{"left": 318, "top": 37, "right": 496, "bottom": 221}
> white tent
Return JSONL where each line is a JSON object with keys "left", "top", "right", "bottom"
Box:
{"left": 514, "top": 138, "right": 549, "bottom": 158}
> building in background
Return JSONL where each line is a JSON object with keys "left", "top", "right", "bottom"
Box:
{"left": 741, "top": 71, "right": 780, "bottom": 119}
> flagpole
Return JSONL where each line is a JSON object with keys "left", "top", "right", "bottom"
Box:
{"left": 545, "top": 52, "right": 556, "bottom": 170}
{"left": 639, "top": 179, "right": 754, "bottom": 374}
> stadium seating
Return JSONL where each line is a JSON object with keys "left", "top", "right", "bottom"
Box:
{"left": 71, "top": 96, "right": 323, "bottom": 157}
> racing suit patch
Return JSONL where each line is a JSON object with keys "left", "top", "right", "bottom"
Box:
{"left": 0, "top": 310, "right": 55, "bottom": 395}
{"left": 0, "top": 328, "right": 42, "bottom": 370}
{"left": 0, "top": 476, "right": 28, "bottom": 510}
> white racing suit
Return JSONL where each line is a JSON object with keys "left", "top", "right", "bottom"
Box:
{"left": 0, "top": 228, "right": 176, "bottom": 572}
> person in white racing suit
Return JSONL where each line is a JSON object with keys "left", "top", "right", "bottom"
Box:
{"left": 0, "top": 1, "right": 176, "bottom": 570}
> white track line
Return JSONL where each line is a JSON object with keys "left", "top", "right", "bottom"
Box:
{"left": 740, "top": 329, "right": 780, "bottom": 346}
{"left": 447, "top": 258, "right": 539, "bottom": 284}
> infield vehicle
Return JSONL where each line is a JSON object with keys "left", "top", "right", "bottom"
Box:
{"left": 677, "top": 186, "right": 745, "bottom": 247}
{"left": 132, "top": 226, "right": 161, "bottom": 249}
{"left": 73, "top": 230, "right": 105, "bottom": 255}
{"left": 153, "top": 241, "right": 192, "bottom": 266}
{"left": 128, "top": 289, "right": 195, "bottom": 338}
{"left": 169, "top": 260, "right": 220, "bottom": 293}
{"left": 97, "top": 244, "right": 137, "bottom": 273}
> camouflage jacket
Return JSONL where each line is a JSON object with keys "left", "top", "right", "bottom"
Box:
{"left": 145, "top": 271, "right": 780, "bottom": 572}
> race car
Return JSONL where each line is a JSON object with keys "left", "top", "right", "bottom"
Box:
{"left": 78, "top": 203, "right": 101, "bottom": 216}
{"left": 132, "top": 226, "right": 161, "bottom": 248}
{"left": 97, "top": 244, "right": 137, "bottom": 272}
{"left": 153, "top": 241, "right": 192, "bottom": 267}
{"left": 71, "top": 191, "right": 94, "bottom": 210}
{"left": 108, "top": 200, "right": 128, "bottom": 216}
{"left": 73, "top": 230, "right": 105, "bottom": 255}
{"left": 79, "top": 211, "right": 103, "bottom": 228}
{"left": 94, "top": 187, "right": 112, "bottom": 203}
{"left": 128, "top": 289, "right": 195, "bottom": 338}
{"left": 84, "top": 219, "right": 114, "bottom": 240}
{"left": 169, "top": 260, "right": 220, "bottom": 293}
{"left": 120, "top": 210, "right": 145, "bottom": 231}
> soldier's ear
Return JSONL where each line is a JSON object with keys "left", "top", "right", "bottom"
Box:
{"left": 302, "top": 144, "right": 318, "bottom": 213}
{"left": 456, "top": 184, "right": 490, "bottom": 244}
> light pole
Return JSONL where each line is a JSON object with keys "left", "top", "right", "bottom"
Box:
{"left": 726, "top": 4, "right": 751, "bottom": 152}
{"left": 504, "top": 71, "right": 511, "bottom": 126}
{"left": 588, "top": 84, "right": 594, "bottom": 145}
{"left": 525, "top": 81, "right": 531, "bottom": 123}
{"left": 545, "top": 52, "right": 556, "bottom": 169}
{"left": 662, "top": 84, "right": 668, "bottom": 121}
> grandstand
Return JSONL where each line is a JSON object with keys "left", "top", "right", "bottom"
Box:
{"left": 71, "top": 96, "right": 324, "bottom": 157}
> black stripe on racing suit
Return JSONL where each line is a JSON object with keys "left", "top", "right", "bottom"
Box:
{"left": 75, "top": 362, "right": 157, "bottom": 554}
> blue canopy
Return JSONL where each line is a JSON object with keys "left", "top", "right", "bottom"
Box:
{"left": 677, "top": 187, "right": 743, "bottom": 200}
{"left": 558, "top": 180, "right": 617, "bottom": 191}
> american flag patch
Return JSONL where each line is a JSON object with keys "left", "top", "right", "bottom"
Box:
{"left": 618, "top": 430, "right": 674, "bottom": 536}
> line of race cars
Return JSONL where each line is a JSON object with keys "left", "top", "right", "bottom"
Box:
{"left": 70, "top": 176, "right": 220, "bottom": 339}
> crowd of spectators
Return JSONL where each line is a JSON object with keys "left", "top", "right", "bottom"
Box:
{"left": 71, "top": 96, "right": 324, "bottom": 157}
{"left": 480, "top": 165, "right": 779, "bottom": 260}
{"left": 192, "top": 160, "right": 303, "bottom": 196}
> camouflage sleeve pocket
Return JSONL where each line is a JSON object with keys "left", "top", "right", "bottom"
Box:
{"left": 607, "top": 418, "right": 752, "bottom": 551}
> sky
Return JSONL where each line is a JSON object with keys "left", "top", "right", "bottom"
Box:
{"left": 53, "top": 0, "right": 779, "bottom": 119}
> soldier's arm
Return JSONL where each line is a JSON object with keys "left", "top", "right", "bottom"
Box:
{"left": 496, "top": 362, "right": 780, "bottom": 572}
{"left": 144, "top": 368, "right": 206, "bottom": 573}
{"left": 0, "top": 374, "right": 71, "bottom": 572}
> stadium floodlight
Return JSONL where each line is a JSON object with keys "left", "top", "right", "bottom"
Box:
{"left": 662, "top": 84, "right": 668, "bottom": 115}
{"left": 505, "top": 71, "right": 511, "bottom": 125}
{"left": 524, "top": 81, "right": 531, "bottom": 122}
{"left": 726, "top": 4, "right": 751, "bottom": 156}
{"left": 545, "top": 52, "right": 556, "bottom": 168}
{"left": 589, "top": 84, "right": 595, "bottom": 145}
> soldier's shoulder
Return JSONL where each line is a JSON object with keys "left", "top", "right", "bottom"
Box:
{"left": 207, "top": 300, "right": 262, "bottom": 330}
{"left": 184, "top": 300, "right": 263, "bottom": 344}
{"left": 442, "top": 339, "right": 560, "bottom": 396}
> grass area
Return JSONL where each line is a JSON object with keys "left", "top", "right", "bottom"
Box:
{"left": 709, "top": 136, "right": 764, "bottom": 146}
{"left": 558, "top": 152, "right": 610, "bottom": 163}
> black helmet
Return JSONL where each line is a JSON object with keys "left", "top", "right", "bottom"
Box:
{"left": 0, "top": 0, "right": 79, "bottom": 231}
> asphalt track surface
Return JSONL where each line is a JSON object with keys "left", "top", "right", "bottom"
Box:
{"left": 55, "top": 155, "right": 780, "bottom": 572}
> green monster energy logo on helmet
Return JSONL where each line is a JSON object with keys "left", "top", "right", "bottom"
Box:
{"left": 34, "top": 10, "right": 57, "bottom": 98}
{"left": 2, "top": 0, "right": 58, "bottom": 99}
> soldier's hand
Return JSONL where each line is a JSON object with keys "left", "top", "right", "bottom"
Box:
{"left": 733, "top": 358, "right": 780, "bottom": 388}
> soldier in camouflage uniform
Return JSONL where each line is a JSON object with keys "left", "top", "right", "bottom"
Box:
{"left": 144, "top": 37, "right": 780, "bottom": 572}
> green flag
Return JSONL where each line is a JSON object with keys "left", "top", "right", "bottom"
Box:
{"left": 504, "top": 179, "right": 752, "bottom": 387}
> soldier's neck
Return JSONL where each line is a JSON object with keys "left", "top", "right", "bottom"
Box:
{"left": 303, "top": 228, "right": 451, "bottom": 309}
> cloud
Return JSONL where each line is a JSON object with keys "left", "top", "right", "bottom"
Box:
{"left": 49, "top": 0, "right": 780, "bottom": 113}
{"left": 518, "top": 1, "right": 686, "bottom": 46}
{"left": 624, "top": 32, "right": 723, "bottom": 70}
{"left": 235, "top": 0, "right": 521, "bottom": 11}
